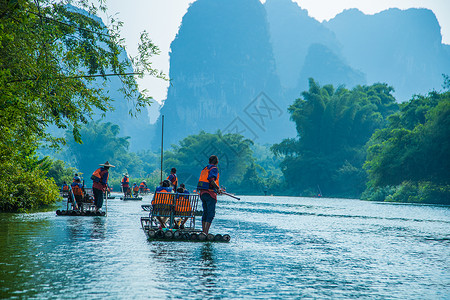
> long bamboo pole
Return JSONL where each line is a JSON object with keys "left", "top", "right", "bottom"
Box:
{"left": 160, "top": 115, "right": 164, "bottom": 183}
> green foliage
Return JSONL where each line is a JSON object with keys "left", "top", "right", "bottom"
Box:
{"left": 272, "top": 79, "right": 398, "bottom": 197}
{"left": 365, "top": 90, "right": 450, "bottom": 187}
{"left": 46, "top": 159, "right": 77, "bottom": 186}
{"left": 443, "top": 74, "right": 450, "bottom": 91}
{"left": 361, "top": 185, "right": 396, "bottom": 202}
{"left": 363, "top": 84, "right": 450, "bottom": 205}
{"left": 64, "top": 121, "right": 159, "bottom": 179}
{"left": 381, "top": 181, "right": 450, "bottom": 205}
{"left": 65, "top": 120, "right": 128, "bottom": 174}
{"left": 0, "top": 154, "right": 59, "bottom": 212}
{"left": 0, "top": 0, "right": 163, "bottom": 211}
{"left": 386, "top": 181, "right": 419, "bottom": 203}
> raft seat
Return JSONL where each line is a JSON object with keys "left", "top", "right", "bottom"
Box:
{"left": 148, "top": 192, "right": 199, "bottom": 229}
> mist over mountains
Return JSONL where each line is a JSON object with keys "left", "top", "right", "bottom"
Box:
{"left": 159, "top": 0, "right": 293, "bottom": 146}
{"left": 325, "top": 7, "right": 450, "bottom": 103}
{"left": 155, "top": 0, "right": 449, "bottom": 147}
{"left": 150, "top": 0, "right": 450, "bottom": 148}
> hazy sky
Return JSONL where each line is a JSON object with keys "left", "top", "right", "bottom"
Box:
{"left": 99, "top": 0, "right": 450, "bottom": 120}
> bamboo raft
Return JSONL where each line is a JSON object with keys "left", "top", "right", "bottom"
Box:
{"left": 56, "top": 210, "right": 106, "bottom": 216}
{"left": 141, "top": 192, "right": 230, "bottom": 242}
{"left": 121, "top": 197, "right": 143, "bottom": 201}
{"left": 56, "top": 187, "right": 107, "bottom": 217}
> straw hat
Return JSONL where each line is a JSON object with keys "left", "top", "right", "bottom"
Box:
{"left": 99, "top": 161, "right": 115, "bottom": 168}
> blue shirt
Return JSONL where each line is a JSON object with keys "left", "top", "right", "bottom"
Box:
{"left": 71, "top": 182, "right": 83, "bottom": 189}
{"left": 155, "top": 186, "right": 172, "bottom": 193}
{"left": 207, "top": 164, "right": 219, "bottom": 181}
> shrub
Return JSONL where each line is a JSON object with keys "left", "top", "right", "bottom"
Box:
{"left": 0, "top": 161, "right": 59, "bottom": 212}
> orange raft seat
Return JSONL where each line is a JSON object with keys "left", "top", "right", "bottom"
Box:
{"left": 151, "top": 192, "right": 174, "bottom": 217}
{"left": 174, "top": 194, "right": 192, "bottom": 217}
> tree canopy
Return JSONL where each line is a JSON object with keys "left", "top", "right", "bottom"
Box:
{"left": 364, "top": 90, "right": 450, "bottom": 188}
{"left": 0, "top": 0, "right": 163, "bottom": 211}
{"left": 163, "top": 131, "right": 255, "bottom": 190}
{"left": 272, "top": 79, "right": 398, "bottom": 197}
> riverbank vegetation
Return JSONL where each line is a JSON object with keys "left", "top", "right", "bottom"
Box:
{"left": 272, "top": 79, "right": 399, "bottom": 198}
{"left": 0, "top": 0, "right": 163, "bottom": 211}
{"left": 363, "top": 82, "right": 450, "bottom": 205}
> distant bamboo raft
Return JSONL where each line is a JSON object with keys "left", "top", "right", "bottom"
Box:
{"left": 121, "top": 197, "right": 143, "bottom": 200}
{"left": 56, "top": 210, "right": 106, "bottom": 216}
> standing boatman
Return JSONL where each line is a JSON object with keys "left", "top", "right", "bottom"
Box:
{"left": 121, "top": 174, "right": 130, "bottom": 197}
{"left": 167, "top": 167, "right": 178, "bottom": 191}
{"left": 197, "top": 155, "right": 222, "bottom": 234}
{"left": 91, "top": 161, "right": 115, "bottom": 212}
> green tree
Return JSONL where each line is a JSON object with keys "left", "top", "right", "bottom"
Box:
{"left": 0, "top": 0, "right": 163, "bottom": 211}
{"left": 272, "top": 78, "right": 398, "bottom": 197}
{"left": 364, "top": 90, "right": 450, "bottom": 192}
{"left": 163, "top": 131, "right": 261, "bottom": 192}
{"left": 46, "top": 159, "right": 77, "bottom": 186}
{"left": 64, "top": 121, "right": 149, "bottom": 179}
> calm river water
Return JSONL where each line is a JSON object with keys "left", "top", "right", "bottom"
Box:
{"left": 1, "top": 195, "right": 449, "bottom": 299}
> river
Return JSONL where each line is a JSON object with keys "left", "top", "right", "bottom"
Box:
{"left": 1, "top": 195, "right": 449, "bottom": 299}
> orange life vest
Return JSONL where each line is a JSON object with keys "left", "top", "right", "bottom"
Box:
{"left": 151, "top": 189, "right": 172, "bottom": 205}
{"left": 197, "top": 166, "right": 219, "bottom": 191}
{"left": 133, "top": 185, "right": 139, "bottom": 192}
{"left": 167, "top": 174, "right": 178, "bottom": 187}
{"left": 91, "top": 168, "right": 109, "bottom": 183}
{"left": 139, "top": 182, "right": 146, "bottom": 189}
{"left": 121, "top": 177, "right": 129, "bottom": 185}
{"left": 72, "top": 184, "right": 83, "bottom": 196}
{"left": 62, "top": 185, "right": 69, "bottom": 191}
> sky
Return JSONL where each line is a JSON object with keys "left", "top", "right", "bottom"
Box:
{"left": 98, "top": 0, "right": 450, "bottom": 121}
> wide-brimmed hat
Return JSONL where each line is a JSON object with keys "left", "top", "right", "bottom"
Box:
{"left": 99, "top": 161, "right": 115, "bottom": 168}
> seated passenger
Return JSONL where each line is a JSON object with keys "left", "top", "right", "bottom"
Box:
{"left": 175, "top": 183, "right": 191, "bottom": 229}
{"left": 139, "top": 180, "right": 148, "bottom": 194}
{"left": 151, "top": 180, "right": 173, "bottom": 228}
{"left": 132, "top": 183, "right": 140, "bottom": 197}
{"left": 71, "top": 178, "right": 84, "bottom": 210}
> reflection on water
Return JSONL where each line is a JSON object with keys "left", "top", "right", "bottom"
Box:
{"left": 199, "top": 243, "right": 217, "bottom": 293}
{"left": 0, "top": 196, "right": 449, "bottom": 299}
{"left": 91, "top": 217, "right": 106, "bottom": 240}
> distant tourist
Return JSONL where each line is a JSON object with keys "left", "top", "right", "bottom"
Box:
{"left": 197, "top": 155, "right": 222, "bottom": 234}
{"left": 177, "top": 183, "right": 189, "bottom": 194}
{"left": 155, "top": 180, "right": 172, "bottom": 193}
{"left": 61, "top": 181, "right": 69, "bottom": 192}
{"left": 139, "top": 180, "right": 148, "bottom": 194}
{"left": 91, "top": 161, "right": 115, "bottom": 212}
{"left": 72, "top": 173, "right": 81, "bottom": 183}
{"left": 121, "top": 174, "right": 130, "bottom": 197}
{"left": 167, "top": 168, "right": 178, "bottom": 190}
